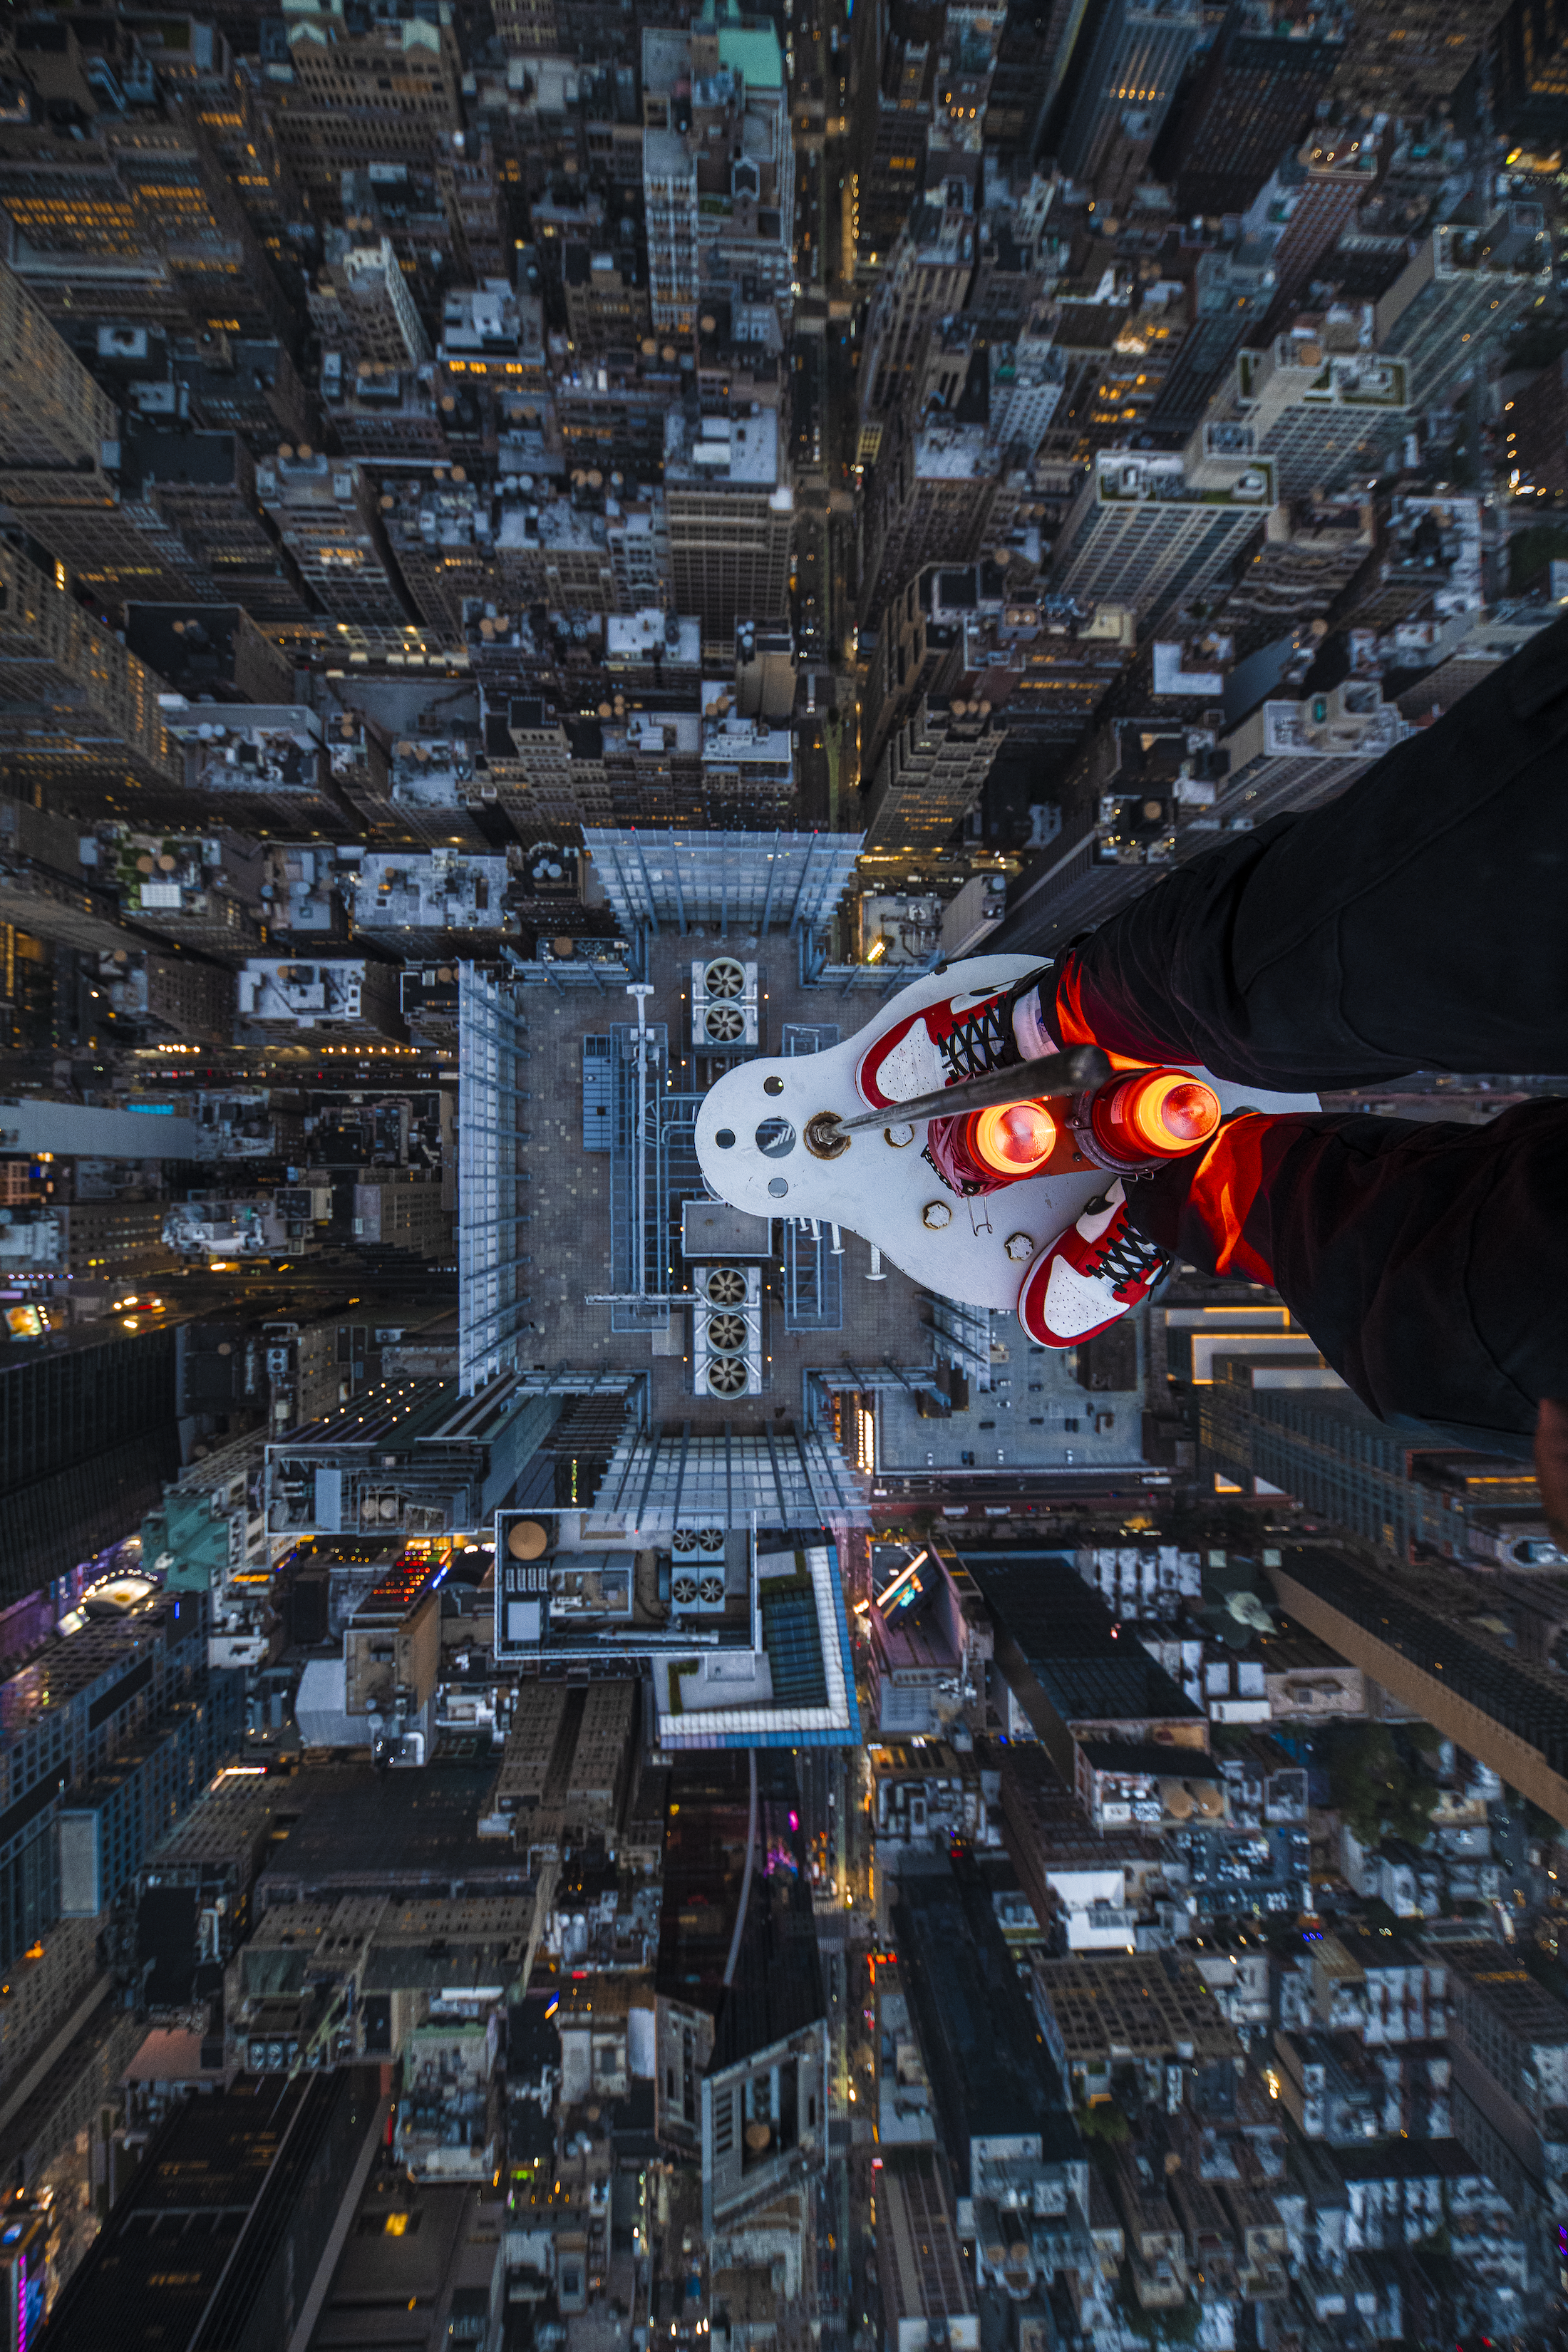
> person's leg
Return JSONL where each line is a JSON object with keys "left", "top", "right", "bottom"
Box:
{"left": 1018, "top": 609, "right": 1568, "bottom": 1090}
{"left": 1124, "top": 1099, "right": 1568, "bottom": 1453}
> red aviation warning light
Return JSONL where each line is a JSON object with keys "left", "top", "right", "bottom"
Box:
{"left": 1090, "top": 1069, "right": 1221, "bottom": 1166}
{"left": 968, "top": 1099, "right": 1057, "bottom": 1178}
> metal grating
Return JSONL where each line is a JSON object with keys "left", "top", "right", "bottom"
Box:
{"left": 783, "top": 1219, "right": 842, "bottom": 1333}
{"left": 607, "top": 1020, "right": 670, "bottom": 1329}
{"left": 594, "top": 1423, "right": 867, "bottom": 1530}
{"left": 761, "top": 1584, "right": 829, "bottom": 1706}
{"left": 582, "top": 1033, "right": 612, "bottom": 1151}
{"left": 584, "top": 828, "right": 863, "bottom": 937}
{"left": 458, "top": 964, "right": 532, "bottom": 1393}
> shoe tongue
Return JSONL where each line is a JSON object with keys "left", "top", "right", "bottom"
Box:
{"left": 1079, "top": 1196, "right": 1120, "bottom": 1243}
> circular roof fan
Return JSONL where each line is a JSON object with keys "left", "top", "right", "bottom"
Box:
{"left": 672, "top": 1529, "right": 699, "bottom": 1554}
{"left": 704, "top": 1002, "right": 746, "bottom": 1043}
{"left": 706, "top": 1356, "right": 749, "bottom": 1398}
{"left": 706, "top": 1267, "right": 747, "bottom": 1306}
{"left": 703, "top": 956, "right": 747, "bottom": 1000}
{"left": 699, "top": 1577, "right": 724, "bottom": 1606}
{"left": 672, "top": 1574, "right": 699, "bottom": 1604}
{"left": 707, "top": 1312, "right": 748, "bottom": 1355}
{"left": 698, "top": 1530, "right": 725, "bottom": 1553}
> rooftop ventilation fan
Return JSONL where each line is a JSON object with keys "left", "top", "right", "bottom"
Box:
{"left": 706, "top": 1267, "right": 748, "bottom": 1307}
{"left": 698, "top": 1576, "right": 725, "bottom": 1606}
{"left": 704, "top": 1000, "right": 746, "bottom": 1043}
{"left": 672, "top": 1529, "right": 699, "bottom": 1555}
{"left": 703, "top": 956, "right": 748, "bottom": 1000}
{"left": 706, "top": 1356, "right": 749, "bottom": 1398}
{"left": 696, "top": 1529, "right": 726, "bottom": 1556}
{"left": 691, "top": 954, "right": 758, "bottom": 1048}
{"left": 671, "top": 1574, "right": 699, "bottom": 1606}
{"left": 707, "top": 1312, "right": 748, "bottom": 1355}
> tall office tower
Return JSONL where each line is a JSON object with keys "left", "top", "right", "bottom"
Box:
{"left": 1498, "top": 0, "right": 1568, "bottom": 153}
{"left": 0, "top": 261, "right": 120, "bottom": 478}
{"left": 1375, "top": 206, "right": 1553, "bottom": 414}
{"left": 564, "top": 247, "right": 653, "bottom": 366}
{"left": 1207, "top": 333, "right": 1413, "bottom": 500}
{"left": 664, "top": 409, "right": 793, "bottom": 653}
{"left": 23, "top": 422, "right": 315, "bottom": 626}
{"left": 846, "top": 0, "right": 940, "bottom": 277}
{"left": 0, "top": 544, "right": 187, "bottom": 815}
{"left": 1215, "top": 679, "right": 1409, "bottom": 823}
{"left": 0, "top": 1326, "right": 182, "bottom": 1599}
{"left": 860, "top": 417, "right": 998, "bottom": 630}
{"left": 1048, "top": 435, "right": 1276, "bottom": 626}
{"left": 857, "top": 202, "right": 976, "bottom": 456}
{"left": 1147, "top": 243, "right": 1276, "bottom": 436}
{"left": 1254, "top": 131, "right": 1382, "bottom": 329}
{"left": 641, "top": 9, "right": 794, "bottom": 336}
{"left": 1262, "top": 1544, "right": 1568, "bottom": 1824}
{"left": 1508, "top": 349, "right": 1568, "bottom": 495}
{"left": 988, "top": 329, "right": 1068, "bottom": 463}
{"left": 307, "top": 233, "right": 433, "bottom": 375}
{"left": 1207, "top": 492, "right": 1374, "bottom": 648}
{"left": 928, "top": 577, "right": 1138, "bottom": 765}
{"left": 1053, "top": 0, "right": 1203, "bottom": 221}
{"left": 860, "top": 694, "right": 1006, "bottom": 870}
{"left": 1200, "top": 1358, "right": 1545, "bottom": 1561}
{"left": 924, "top": 8, "right": 1001, "bottom": 203}
{"left": 984, "top": 0, "right": 1073, "bottom": 155}
{"left": 257, "top": 8, "right": 464, "bottom": 216}
{"left": 123, "top": 604, "right": 294, "bottom": 706}
{"left": 0, "top": 115, "right": 295, "bottom": 346}
{"left": 255, "top": 451, "right": 413, "bottom": 631}
{"left": 1174, "top": 4, "right": 1345, "bottom": 222}
{"left": 1329, "top": 0, "right": 1513, "bottom": 115}
{"left": 378, "top": 476, "right": 500, "bottom": 638}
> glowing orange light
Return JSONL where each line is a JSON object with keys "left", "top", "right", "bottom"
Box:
{"left": 971, "top": 1099, "right": 1057, "bottom": 1175}
{"left": 1117, "top": 1071, "right": 1221, "bottom": 1155}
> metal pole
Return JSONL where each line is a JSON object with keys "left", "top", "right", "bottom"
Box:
{"left": 631, "top": 835, "right": 660, "bottom": 936}
{"left": 758, "top": 828, "right": 783, "bottom": 934}
{"left": 627, "top": 982, "right": 654, "bottom": 1306}
{"left": 788, "top": 832, "right": 818, "bottom": 937}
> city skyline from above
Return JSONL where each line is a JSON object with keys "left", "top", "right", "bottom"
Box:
{"left": 1, "top": 0, "right": 1567, "bottom": 2344}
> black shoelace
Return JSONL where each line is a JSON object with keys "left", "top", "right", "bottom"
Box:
{"left": 1085, "top": 1220, "right": 1167, "bottom": 1293}
{"left": 939, "top": 997, "right": 1011, "bottom": 1083}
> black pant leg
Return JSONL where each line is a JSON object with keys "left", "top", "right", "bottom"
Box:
{"left": 1127, "top": 1100, "right": 1568, "bottom": 1453}
{"left": 1055, "top": 609, "right": 1568, "bottom": 1090}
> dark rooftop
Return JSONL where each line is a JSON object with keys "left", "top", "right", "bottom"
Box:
{"left": 961, "top": 1551, "right": 1203, "bottom": 1731}
{"left": 262, "top": 1759, "right": 530, "bottom": 1895}
{"left": 892, "top": 1848, "right": 1076, "bottom": 2191}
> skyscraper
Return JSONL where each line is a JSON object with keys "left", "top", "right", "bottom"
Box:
{"left": 1054, "top": 0, "right": 1204, "bottom": 220}
{"left": 0, "top": 543, "right": 187, "bottom": 814}
{"left": 663, "top": 408, "right": 794, "bottom": 652}
{"left": 0, "top": 1327, "right": 182, "bottom": 1601}
{"left": 1256, "top": 130, "right": 1383, "bottom": 331}
{"left": 1048, "top": 434, "right": 1276, "bottom": 624}
{"left": 1174, "top": 8, "right": 1345, "bottom": 222}
{"left": 641, "top": 9, "right": 794, "bottom": 337}
{"left": 1375, "top": 205, "right": 1554, "bottom": 413}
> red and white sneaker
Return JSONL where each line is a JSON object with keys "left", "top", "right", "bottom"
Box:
{"left": 1016, "top": 1181, "right": 1170, "bottom": 1347}
{"left": 855, "top": 969, "right": 1049, "bottom": 1110}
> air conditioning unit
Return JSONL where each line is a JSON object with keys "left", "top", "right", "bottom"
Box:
{"left": 691, "top": 956, "right": 758, "bottom": 1049}
{"left": 690, "top": 1265, "right": 762, "bottom": 1398}
{"left": 670, "top": 1532, "right": 728, "bottom": 1613}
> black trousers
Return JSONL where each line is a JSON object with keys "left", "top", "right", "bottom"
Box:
{"left": 1050, "top": 610, "right": 1568, "bottom": 1457}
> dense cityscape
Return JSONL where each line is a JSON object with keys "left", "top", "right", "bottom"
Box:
{"left": 0, "top": 0, "right": 1566, "bottom": 2346}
